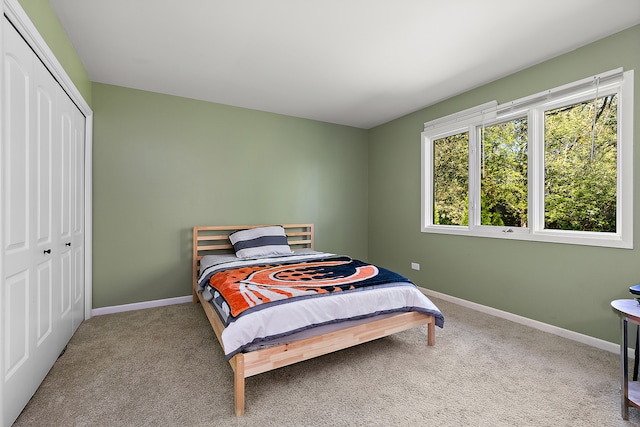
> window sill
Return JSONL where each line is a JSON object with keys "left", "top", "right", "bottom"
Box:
{"left": 422, "top": 225, "right": 632, "bottom": 249}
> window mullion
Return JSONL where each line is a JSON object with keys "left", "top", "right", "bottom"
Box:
{"left": 468, "top": 124, "right": 479, "bottom": 229}
{"left": 529, "top": 108, "right": 544, "bottom": 233}
{"left": 421, "top": 134, "right": 433, "bottom": 230}
{"left": 616, "top": 75, "right": 633, "bottom": 244}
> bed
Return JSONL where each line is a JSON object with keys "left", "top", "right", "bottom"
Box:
{"left": 192, "top": 224, "right": 444, "bottom": 415}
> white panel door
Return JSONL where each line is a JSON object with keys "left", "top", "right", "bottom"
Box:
{"left": 2, "top": 18, "right": 38, "bottom": 424}
{"left": 70, "top": 105, "right": 84, "bottom": 334}
{"left": 2, "top": 18, "right": 85, "bottom": 426}
{"left": 34, "top": 58, "right": 56, "bottom": 361}
{"left": 25, "top": 34, "right": 67, "bottom": 407}
{"left": 57, "top": 93, "right": 73, "bottom": 346}
{"left": 57, "top": 86, "right": 85, "bottom": 340}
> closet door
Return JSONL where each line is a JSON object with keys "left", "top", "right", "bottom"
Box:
{"left": 2, "top": 18, "right": 85, "bottom": 426}
{"left": 56, "top": 86, "right": 85, "bottom": 342}
{"left": 2, "top": 18, "right": 48, "bottom": 423}
{"left": 70, "top": 105, "right": 85, "bottom": 334}
{"left": 57, "top": 90, "right": 74, "bottom": 346}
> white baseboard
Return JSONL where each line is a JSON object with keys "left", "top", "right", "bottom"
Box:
{"left": 420, "top": 288, "right": 620, "bottom": 355}
{"left": 91, "top": 295, "right": 193, "bottom": 317}
{"left": 91, "top": 288, "right": 622, "bottom": 356}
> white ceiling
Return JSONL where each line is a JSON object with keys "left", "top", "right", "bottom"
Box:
{"left": 49, "top": 0, "right": 640, "bottom": 129}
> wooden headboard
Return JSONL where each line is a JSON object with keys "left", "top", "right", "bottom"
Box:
{"left": 192, "top": 224, "right": 314, "bottom": 294}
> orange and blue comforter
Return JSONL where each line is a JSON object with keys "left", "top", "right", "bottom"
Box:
{"left": 207, "top": 255, "right": 412, "bottom": 318}
{"left": 197, "top": 252, "right": 444, "bottom": 358}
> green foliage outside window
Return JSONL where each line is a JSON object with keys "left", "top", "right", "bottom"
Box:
{"left": 544, "top": 95, "right": 617, "bottom": 232}
{"left": 432, "top": 94, "right": 617, "bottom": 232}
{"left": 481, "top": 118, "right": 528, "bottom": 227}
{"left": 433, "top": 132, "right": 468, "bottom": 226}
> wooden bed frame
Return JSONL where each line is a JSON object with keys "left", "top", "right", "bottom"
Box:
{"left": 192, "top": 224, "right": 436, "bottom": 416}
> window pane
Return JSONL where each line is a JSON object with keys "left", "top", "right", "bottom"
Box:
{"left": 433, "top": 132, "right": 468, "bottom": 225}
{"left": 544, "top": 94, "right": 617, "bottom": 232}
{"left": 480, "top": 117, "right": 528, "bottom": 227}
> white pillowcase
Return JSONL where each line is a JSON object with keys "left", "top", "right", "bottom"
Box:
{"left": 229, "top": 226, "right": 293, "bottom": 259}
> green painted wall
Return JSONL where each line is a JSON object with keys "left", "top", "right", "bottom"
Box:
{"left": 20, "top": 0, "right": 640, "bottom": 344}
{"left": 18, "top": 0, "right": 92, "bottom": 105}
{"left": 92, "top": 83, "right": 369, "bottom": 307}
{"left": 368, "top": 24, "right": 640, "bottom": 345}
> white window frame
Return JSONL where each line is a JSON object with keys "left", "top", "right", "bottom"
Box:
{"left": 421, "top": 68, "right": 634, "bottom": 249}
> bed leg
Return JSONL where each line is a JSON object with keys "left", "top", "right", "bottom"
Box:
{"left": 234, "top": 354, "right": 246, "bottom": 416}
{"left": 192, "top": 290, "right": 198, "bottom": 304}
{"left": 427, "top": 319, "right": 435, "bottom": 346}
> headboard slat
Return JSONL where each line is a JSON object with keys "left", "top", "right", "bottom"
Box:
{"left": 192, "top": 224, "right": 314, "bottom": 291}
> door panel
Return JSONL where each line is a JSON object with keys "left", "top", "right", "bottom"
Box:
{"left": 36, "top": 260, "right": 53, "bottom": 346}
{"left": 70, "top": 107, "right": 84, "bottom": 333}
{"left": 59, "top": 108, "right": 71, "bottom": 244}
{"left": 31, "top": 58, "right": 65, "bottom": 383}
{"left": 3, "top": 38, "right": 30, "bottom": 257}
{"left": 4, "top": 271, "right": 29, "bottom": 380}
{"left": 57, "top": 94, "right": 73, "bottom": 344}
{"left": 34, "top": 61, "right": 56, "bottom": 352}
{"left": 2, "top": 19, "right": 36, "bottom": 426}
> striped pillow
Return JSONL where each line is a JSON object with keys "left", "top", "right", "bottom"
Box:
{"left": 229, "top": 226, "right": 293, "bottom": 259}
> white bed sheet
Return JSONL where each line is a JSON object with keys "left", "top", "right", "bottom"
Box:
{"left": 219, "top": 283, "right": 442, "bottom": 358}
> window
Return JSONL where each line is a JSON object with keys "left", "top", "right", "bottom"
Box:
{"left": 433, "top": 131, "right": 468, "bottom": 226}
{"left": 480, "top": 116, "right": 528, "bottom": 228}
{"left": 421, "top": 69, "right": 633, "bottom": 248}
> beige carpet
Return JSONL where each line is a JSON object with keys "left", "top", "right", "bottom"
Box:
{"left": 13, "top": 297, "right": 640, "bottom": 426}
